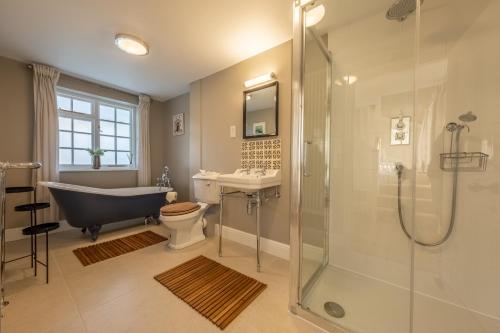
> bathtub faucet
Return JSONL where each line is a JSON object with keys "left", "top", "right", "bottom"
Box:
{"left": 156, "top": 165, "right": 171, "bottom": 189}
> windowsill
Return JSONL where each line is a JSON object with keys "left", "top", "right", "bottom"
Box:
{"left": 59, "top": 167, "right": 138, "bottom": 173}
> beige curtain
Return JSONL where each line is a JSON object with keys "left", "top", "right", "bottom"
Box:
{"left": 137, "top": 94, "right": 151, "bottom": 186}
{"left": 33, "top": 63, "right": 60, "bottom": 221}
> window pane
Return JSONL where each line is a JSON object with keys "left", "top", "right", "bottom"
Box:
{"left": 59, "top": 148, "right": 72, "bottom": 165}
{"left": 73, "top": 133, "right": 92, "bottom": 149}
{"left": 116, "top": 137, "right": 130, "bottom": 151}
{"left": 101, "top": 151, "right": 115, "bottom": 165}
{"left": 100, "top": 121, "right": 115, "bottom": 135}
{"left": 99, "top": 105, "right": 115, "bottom": 121}
{"left": 74, "top": 149, "right": 92, "bottom": 165}
{"left": 57, "top": 95, "right": 71, "bottom": 110}
{"left": 59, "top": 117, "right": 72, "bottom": 131}
{"left": 117, "top": 123, "right": 130, "bottom": 137}
{"left": 117, "top": 152, "right": 130, "bottom": 165}
{"left": 73, "top": 99, "right": 92, "bottom": 114}
{"left": 59, "top": 131, "right": 72, "bottom": 148}
{"left": 73, "top": 119, "right": 92, "bottom": 133}
{"left": 116, "top": 109, "right": 130, "bottom": 123}
{"left": 100, "top": 135, "right": 115, "bottom": 150}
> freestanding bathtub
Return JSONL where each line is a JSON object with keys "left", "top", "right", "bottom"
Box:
{"left": 40, "top": 182, "right": 172, "bottom": 241}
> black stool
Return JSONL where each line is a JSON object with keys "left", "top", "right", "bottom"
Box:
{"left": 22, "top": 222, "right": 59, "bottom": 283}
{"left": 4, "top": 186, "right": 50, "bottom": 269}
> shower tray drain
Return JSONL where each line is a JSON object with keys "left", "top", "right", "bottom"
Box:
{"left": 324, "top": 301, "right": 345, "bottom": 318}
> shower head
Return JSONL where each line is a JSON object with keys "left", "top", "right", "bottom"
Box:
{"left": 458, "top": 111, "right": 477, "bottom": 123}
{"left": 386, "top": 0, "right": 424, "bottom": 22}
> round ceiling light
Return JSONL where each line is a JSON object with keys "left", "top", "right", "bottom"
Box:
{"left": 114, "top": 34, "right": 149, "bottom": 56}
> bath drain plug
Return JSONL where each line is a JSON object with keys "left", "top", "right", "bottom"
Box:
{"left": 324, "top": 301, "right": 345, "bottom": 318}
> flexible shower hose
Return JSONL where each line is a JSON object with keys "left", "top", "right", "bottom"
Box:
{"left": 396, "top": 129, "right": 461, "bottom": 247}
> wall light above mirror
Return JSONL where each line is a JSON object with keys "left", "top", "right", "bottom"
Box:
{"left": 243, "top": 81, "right": 279, "bottom": 139}
{"left": 244, "top": 72, "right": 276, "bottom": 88}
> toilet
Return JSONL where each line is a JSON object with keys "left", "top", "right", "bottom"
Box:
{"left": 159, "top": 171, "right": 219, "bottom": 249}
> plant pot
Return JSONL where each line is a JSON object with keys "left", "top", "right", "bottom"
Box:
{"left": 92, "top": 155, "right": 101, "bottom": 169}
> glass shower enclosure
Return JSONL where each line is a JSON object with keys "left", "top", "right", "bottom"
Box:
{"left": 290, "top": 1, "right": 500, "bottom": 332}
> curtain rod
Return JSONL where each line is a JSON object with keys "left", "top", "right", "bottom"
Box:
{"left": 25, "top": 63, "right": 144, "bottom": 98}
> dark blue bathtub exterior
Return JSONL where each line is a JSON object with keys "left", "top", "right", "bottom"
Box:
{"left": 48, "top": 187, "right": 168, "bottom": 241}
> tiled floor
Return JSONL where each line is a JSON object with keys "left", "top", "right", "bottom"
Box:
{"left": 2, "top": 221, "right": 324, "bottom": 333}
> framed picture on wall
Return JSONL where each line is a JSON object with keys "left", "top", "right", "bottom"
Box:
{"left": 390, "top": 116, "right": 410, "bottom": 145}
{"left": 253, "top": 122, "right": 266, "bottom": 135}
{"left": 173, "top": 113, "right": 184, "bottom": 136}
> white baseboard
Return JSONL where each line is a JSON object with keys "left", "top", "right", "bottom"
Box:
{"left": 215, "top": 224, "right": 290, "bottom": 260}
{"left": 7, "top": 221, "right": 323, "bottom": 264}
{"left": 5, "top": 220, "right": 73, "bottom": 242}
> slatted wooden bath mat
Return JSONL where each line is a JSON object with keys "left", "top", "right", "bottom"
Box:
{"left": 154, "top": 255, "right": 267, "bottom": 329}
{"left": 73, "top": 230, "right": 167, "bottom": 266}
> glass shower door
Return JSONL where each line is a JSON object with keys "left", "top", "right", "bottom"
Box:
{"left": 412, "top": 1, "right": 500, "bottom": 332}
{"left": 293, "top": 1, "right": 417, "bottom": 332}
{"left": 300, "top": 26, "right": 331, "bottom": 296}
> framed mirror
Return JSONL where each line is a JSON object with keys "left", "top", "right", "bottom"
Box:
{"left": 243, "top": 81, "right": 279, "bottom": 139}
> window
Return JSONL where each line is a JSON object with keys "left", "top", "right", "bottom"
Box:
{"left": 56, "top": 89, "right": 136, "bottom": 169}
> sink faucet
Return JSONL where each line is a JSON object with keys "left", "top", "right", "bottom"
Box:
{"left": 156, "top": 165, "right": 171, "bottom": 189}
{"left": 256, "top": 168, "right": 266, "bottom": 176}
{"left": 241, "top": 167, "right": 251, "bottom": 175}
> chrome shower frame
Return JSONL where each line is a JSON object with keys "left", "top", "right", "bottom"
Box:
{"left": 289, "top": 2, "right": 345, "bottom": 332}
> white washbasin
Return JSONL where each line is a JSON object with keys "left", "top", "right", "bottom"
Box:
{"left": 218, "top": 169, "right": 281, "bottom": 191}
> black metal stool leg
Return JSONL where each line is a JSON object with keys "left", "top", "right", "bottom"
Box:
{"left": 33, "top": 190, "right": 38, "bottom": 277}
{"left": 30, "top": 210, "right": 34, "bottom": 268}
{"left": 34, "top": 232, "right": 37, "bottom": 277}
{"left": 45, "top": 231, "right": 49, "bottom": 284}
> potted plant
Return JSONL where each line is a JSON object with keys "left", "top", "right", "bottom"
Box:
{"left": 86, "top": 148, "right": 105, "bottom": 169}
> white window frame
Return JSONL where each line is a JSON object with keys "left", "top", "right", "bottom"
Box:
{"left": 56, "top": 87, "right": 138, "bottom": 171}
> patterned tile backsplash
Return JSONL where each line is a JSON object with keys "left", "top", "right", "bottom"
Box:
{"left": 241, "top": 138, "right": 281, "bottom": 170}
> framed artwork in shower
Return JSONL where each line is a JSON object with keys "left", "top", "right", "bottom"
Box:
{"left": 390, "top": 116, "right": 410, "bottom": 145}
{"left": 172, "top": 113, "right": 184, "bottom": 136}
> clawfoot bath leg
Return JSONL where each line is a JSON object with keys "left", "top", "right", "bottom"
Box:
{"left": 153, "top": 213, "right": 160, "bottom": 225}
{"left": 144, "top": 215, "right": 160, "bottom": 225}
{"left": 88, "top": 225, "right": 102, "bottom": 241}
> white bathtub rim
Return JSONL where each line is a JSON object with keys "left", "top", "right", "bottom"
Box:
{"left": 39, "top": 181, "right": 172, "bottom": 197}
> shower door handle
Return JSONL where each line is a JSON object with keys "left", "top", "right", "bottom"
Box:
{"left": 303, "top": 140, "right": 312, "bottom": 177}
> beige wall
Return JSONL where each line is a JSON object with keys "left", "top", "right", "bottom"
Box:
{"left": 190, "top": 40, "right": 292, "bottom": 244}
{"left": 0, "top": 56, "right": 35, "bottom": 229}
{"left": 188, "top": 81, "right": 202, "bottom": 201}
{"left": 0, "top": 56, "right": 167, "bottom": 228}
{"left": 163, "top": 94, "right": 190, "bottom": 201}
{"left": 150, "top": 99, "right": 169, "bottom": 184}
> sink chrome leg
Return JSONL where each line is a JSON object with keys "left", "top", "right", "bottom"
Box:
{"left": 256, "top": 190, "right": 261, "bottom": 272}
{"left": 218, "top": 186, "right": 224, "bottom": 257}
